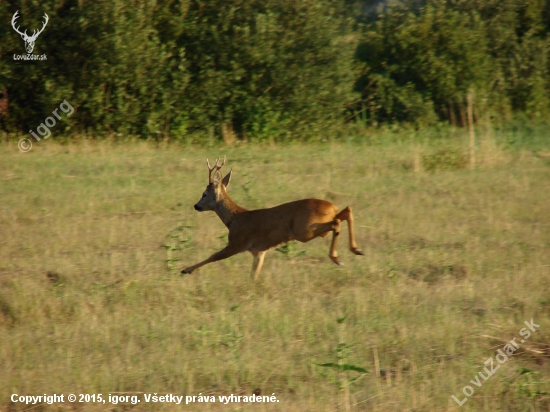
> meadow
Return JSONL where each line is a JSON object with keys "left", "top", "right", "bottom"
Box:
{"left": 1, "top": 127, "right": 549, "bottom": 411}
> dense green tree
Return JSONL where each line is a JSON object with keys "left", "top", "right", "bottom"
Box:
{"left": 0, "top": 0, "right": 548, "bottom": 138}
{"left": 174, "top": 0, "right": 355, "bottom": 141}
{"left": 352, "top": 0, "right": 550, "bottom": 125}
{"left": 0, "top": 0, "right": 188, "bottom": 137}
{"left": 1, "top": 0, "right": 354, "bottom": 140}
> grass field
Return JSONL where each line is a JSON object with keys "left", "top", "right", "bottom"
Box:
{"left": 1, "top": 129, "right": 549, "bottom": 411}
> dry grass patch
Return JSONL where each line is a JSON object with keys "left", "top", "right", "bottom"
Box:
{"left": 0, "top": 136, "right": 549, "bottom": 411}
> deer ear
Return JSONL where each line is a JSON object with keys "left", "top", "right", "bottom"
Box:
{"left": 222, "top": 170, "right": 232, "bottom": 189}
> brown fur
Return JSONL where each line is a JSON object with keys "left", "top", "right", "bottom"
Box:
{"left": 181, "top": 158, "right": 363, "bottom": 279}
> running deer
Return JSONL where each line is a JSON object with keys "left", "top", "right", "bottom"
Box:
{"left": 181, "top": 157, "right": 364, "bottom": 278}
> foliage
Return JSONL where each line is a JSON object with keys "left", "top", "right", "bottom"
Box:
{"left": 0, "top": 0, "right": 354, "bottom": 141}
{"left": 316, "top": 341, "right": 368, "bottom": 390}
{"left": 352, "top": 0, "right": 550, "bottom": 126}
{"left": 179, "top": 0, "right": 356, "bottom": 141}
{"left": 0, "top": 0, "right": 549, "bottom": 138}
{"left": 0, "top": 0, "right": 187, "bottom": 137}
{"left": 163, "top": 219, "right": 193, "bottom": 275}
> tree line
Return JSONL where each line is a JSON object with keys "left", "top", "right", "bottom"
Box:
{"left": 0, "top": 0, "right": 548, "bottom": 141}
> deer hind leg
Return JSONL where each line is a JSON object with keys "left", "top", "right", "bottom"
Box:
{"left": 335, "top": 206, "right": 364, "bottom": 256}
{"left": 251, "top": 251, "right": 266, "bottom": 280}
{"left": 329, "top": 218, "right": 343, "bottom": 265}
{"left": 309, "top": 219, "right": 343, "bottom": 265}
{"left": 181, "top": 244, "right": 242, "bottom": 274}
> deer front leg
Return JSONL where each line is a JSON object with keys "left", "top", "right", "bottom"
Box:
{"left": 251, "top": 251, "right": 267, "bottom": 280}
{"left": 181, "top": 245, "right": 242, "bottom": 274}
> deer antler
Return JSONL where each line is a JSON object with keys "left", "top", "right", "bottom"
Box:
{"left": 28, "top": 13, "right": 49, "bottom": 41}
{"left": 11, "top": 11, "right": 27, "bottom": 38}
{"left": 11, "top": 11, "right": 48, "bottom": 40}
{"left": 206, "top": 156, "right": 226, "bottom": 183}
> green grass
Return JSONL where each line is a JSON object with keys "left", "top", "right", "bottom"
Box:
{"left": 1, "top": 130, "right": 549, "bottom": 411}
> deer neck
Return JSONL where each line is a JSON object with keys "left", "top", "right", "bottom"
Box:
{"left": 215, "top": 192, "right": 246, "bottom": 228}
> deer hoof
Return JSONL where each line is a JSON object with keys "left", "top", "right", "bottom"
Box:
{"left": 352, "top": 248, "right": 364, "bottom": 256}
{"left": 330, "top": 257, "right": 343, "bottom": 266}
{"left": 181, "top": 268, "right": 192, "bottom": 274}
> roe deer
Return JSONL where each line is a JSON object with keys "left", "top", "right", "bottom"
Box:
{"left": 181, "top": 157, "right": 364, "bottom": 279}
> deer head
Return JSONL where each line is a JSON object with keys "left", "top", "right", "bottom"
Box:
{"left": 194, "top": 157, "right": 232, "bottom": 211}
{"left": 12, "top": 11, "right": 49, "bottom": 54}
